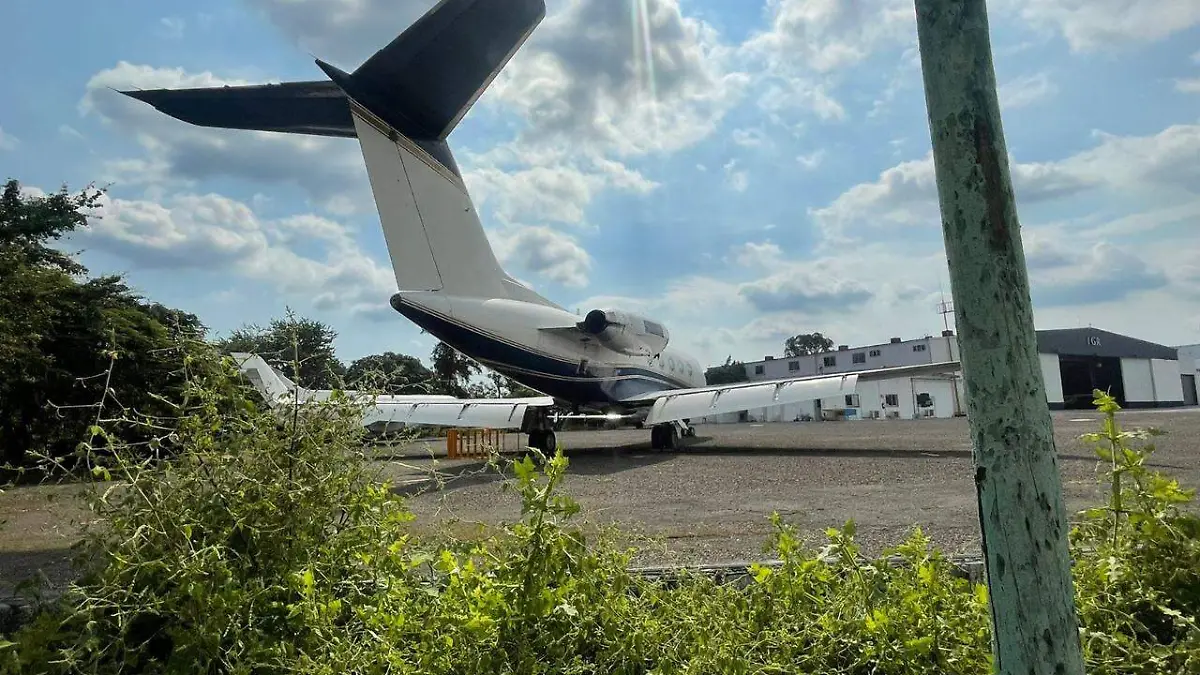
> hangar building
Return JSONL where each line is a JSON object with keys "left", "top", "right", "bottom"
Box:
{"left": 1174, "top": 343, "right": 1200, "bottom": 407}
{"left": 704, "top": 327, "right": 1197, "bottom": 423}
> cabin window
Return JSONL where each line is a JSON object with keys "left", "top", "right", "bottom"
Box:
{"left": 852, "top": 352, "right": 866, "bottom": 364}
{"left": 788, "top": 360, "right": 799, "bottom": 371}
{"left": 644, "top": 320, "right": 666, "bottom": 337}
{"left": 823, "top": 356, "right": 837, "bottom": 367}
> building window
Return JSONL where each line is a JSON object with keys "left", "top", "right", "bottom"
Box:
{"left": 869, "top": 349, "right": 881, "bottom": 358}
{"left": 912, "top": 344, "right": 927, "bottom": 352}
{"left": 823, "top": 356, "right": 837, "bottom": 367}
{"left": 845, "top": 394, "right": 860, "bottom": 407}
{"left": 754, "top": 365, "right": 764, "bottom": 375}
{"left": 884, "top": 394, "right": 899, "bottom": 407}
{"left": 788, "top": 360, "right": 800, "bottom": 371}
{"left": 852, "top": 352, "right": 866, "bottom": 364}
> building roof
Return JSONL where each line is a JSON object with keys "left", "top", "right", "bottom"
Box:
{"left": 1035, "top": 328, "right": 1177, "bottom": 361}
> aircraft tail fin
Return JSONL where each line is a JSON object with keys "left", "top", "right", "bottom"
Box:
{"left": 231, "top": 352, "right": 309, "bottom": 406}
{"left": 316, "top": 0, "right": 547, "bottom": 298}
{"left": 120, "top": 0, "right": 552, "bottom": 303}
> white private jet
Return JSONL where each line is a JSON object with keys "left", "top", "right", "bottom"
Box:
{"left": 121, "top": 0, "right": 959, "bottom": 452}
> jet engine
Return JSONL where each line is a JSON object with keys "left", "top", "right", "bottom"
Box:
{"left": 579, "top": 309, "right": 670, "bottom": 356}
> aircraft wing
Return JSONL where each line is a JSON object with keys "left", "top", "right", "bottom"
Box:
{"left": 622, "top": 361, "right": 962, "bottom": 426}
{"left": 231, "top": 352, "right": 553, "bottom": 430}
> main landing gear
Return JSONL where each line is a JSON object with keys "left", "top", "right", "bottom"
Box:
{"left": 649, "top": 419, "right": 696, "bottom": 451}
{"left": 522, "top": 407, "right": 558, "bottom": 456}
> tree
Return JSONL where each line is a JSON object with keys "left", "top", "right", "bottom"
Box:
{"left": 0, "top": 179, "right": 214, "bottom": 470}
{"left": 430, "top": 341, "right": 481, "bottom": 397}
{"left": 783, "top": 332, "right": 834, "bottom": 357}
{"left": 705, "top": 356, "right": 749, "bottom": 385}
{"left": 486, "top": 370, "right": 543, "bottom": 398}
{"left": 216, "top": 314, "right": 345, "bottom": 389}
{"left": 345, "top": 351, "right": 435, "bottom": 394}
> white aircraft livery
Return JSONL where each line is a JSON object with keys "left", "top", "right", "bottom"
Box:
{"left": 122, "top": 0, "right": 959, "bottom": 452}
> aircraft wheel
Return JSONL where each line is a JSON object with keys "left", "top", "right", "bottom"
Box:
{"left": 536, "top": 430, "right": 557, "bottom": 456}
{"left": 528, "top": 430, "right": 546, "bottom": 453}
{"left": 650, "top": 424, "right": 678, "bottom": 451}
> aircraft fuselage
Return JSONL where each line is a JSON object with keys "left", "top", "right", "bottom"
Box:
{"left": 391, "top": 291, "right": 706, "bottom": 410}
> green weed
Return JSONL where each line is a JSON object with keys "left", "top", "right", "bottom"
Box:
{"left": 2, "top": 375, "right": 1199, "bottom": 673}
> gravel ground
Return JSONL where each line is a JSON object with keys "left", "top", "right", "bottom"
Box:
{"left": 4, "top": 407, "right": 1200, "bottom": 597}
{"left": 384, "top": 408, "right": 1200, "bottom": 566}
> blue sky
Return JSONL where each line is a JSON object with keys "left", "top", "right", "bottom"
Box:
{"left": 2, "top": 0, "right": 1199, "bottom": 369}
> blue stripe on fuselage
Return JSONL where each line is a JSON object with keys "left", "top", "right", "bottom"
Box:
{"left": 392, "top": 298, "right": 688, "bottom": 405}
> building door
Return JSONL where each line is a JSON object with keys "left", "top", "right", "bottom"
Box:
{"left": 1184, "top": 375, "right": 1198, "bottom": 407}
{"left": 1059, "top": 355, "right": 1125, "bottom": 409}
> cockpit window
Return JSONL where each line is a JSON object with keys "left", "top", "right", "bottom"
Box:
{"left": 644, "top": 320, "right": 665, "bottom": 337}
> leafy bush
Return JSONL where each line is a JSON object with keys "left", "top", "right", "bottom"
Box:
{"left": 3, "top": 385, "right": 1200, "bottom": 673}
{"left": 0, "top": 179, "right": 211, "bottom": 473}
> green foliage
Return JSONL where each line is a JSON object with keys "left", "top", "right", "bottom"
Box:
{"left": 4, "top": 385, "right": 1200, "bottom": 673}
{"left": 0, "top": 179, "right": 212, "bottom": 472}
{"left": 1069, "top": 390, "right": 1200, "bottom": 674}
{"left": 784, "top": 332, "right": 835, "bottom": 357}
{"left": 431, "top": 341, "right": 482, "bottom": 397}
{"left": 345, "top": 351, "right": 435, "bottom": 394}
{"left": 705, "top": 355, "right": 749, "bottom": 385}
{"left": 215, "top": 314, "right": 345, "bottom": 389}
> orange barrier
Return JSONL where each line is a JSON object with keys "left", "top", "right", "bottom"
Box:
{"left": 446, "top": 428, "right": 514, "bottom": 459}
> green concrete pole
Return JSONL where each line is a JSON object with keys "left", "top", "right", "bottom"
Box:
{"left": 912, "top": 1, "right": 1086, "bottom": 674}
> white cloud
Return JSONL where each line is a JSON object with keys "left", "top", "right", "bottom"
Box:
{"left": 0, "top": 127, "right": 18, "bottom": 151}
{"left": 724, "top": 159, "right": 749, "bottom": 192}
{"left": 739, "top": 0, "right": 915, "bottom": 121}
{"left": 58, "top": 125, "right": 85, "bottom": 141}
{"left": 82, "top": 62, "right": 371, "bottom": 215}
{"left": 157, "top": 17, "right": 186, "bottom": 39}
{"left": 1176, "top": 78, "right": 1200, "bottom": 94}
{"left": 486, "top": 0, "right": 751, "bottom": 158}
{"left": 732, "top": 127, "right": 770, "bottom": 148}
{"left": 999, "top": 72, "right": 1058, "bottom": 109}
{"left": 797, "top": 149, "right": 825, "bottom": 169}
{"left": 1007, "top": 0, "right": 1200, "bottom": 52}
{"left": 738, "top": 264, "right": 874, "bottom": 313}
{"left": 464, "top": 155, "right": 657, "bottom": 228}
{"left": 77, "top": 190, "right": 397, "bottom": 319}
{"left": 741, "top": 0, "right": 915, "bottom": 75}
{"left": 813, "top": 123, "right": 1200, "bottom": 242}
{"left": 729, "top": 240, "right": 783, "bottom": 267}
{"left": 490, "top": 225, "right": 592, "bottom": 288}
{"left": 1021, "top": 234, "right": 1167, "bottom": 306}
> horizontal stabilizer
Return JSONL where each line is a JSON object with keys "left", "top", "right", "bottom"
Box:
{"left": 121, "top": 0, "right": 546, "bottom": 146}
{"left": 121, "top": 81, "right": 357, "bottom": 138}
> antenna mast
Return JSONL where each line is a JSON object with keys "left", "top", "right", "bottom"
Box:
{"left": 936, "top": 282, "right": 955, "bottom": 332}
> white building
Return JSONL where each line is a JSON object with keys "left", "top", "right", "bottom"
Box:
{"left": 704, "top": 332, "right": 965, "bottom": 423}
{"left": 1171, "top": 343, "right": 1199, "bottom": 407}
{"left": 703, "top": 327, "right": 1197, "bottom": 424}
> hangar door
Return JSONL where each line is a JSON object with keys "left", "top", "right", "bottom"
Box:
{"left": 1059, "top": 355, "right": 1125, "bottom": 409}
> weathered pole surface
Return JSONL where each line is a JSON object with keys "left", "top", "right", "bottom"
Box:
{"left": 912, "top": 1, "right": 1086, "bottom": 674}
